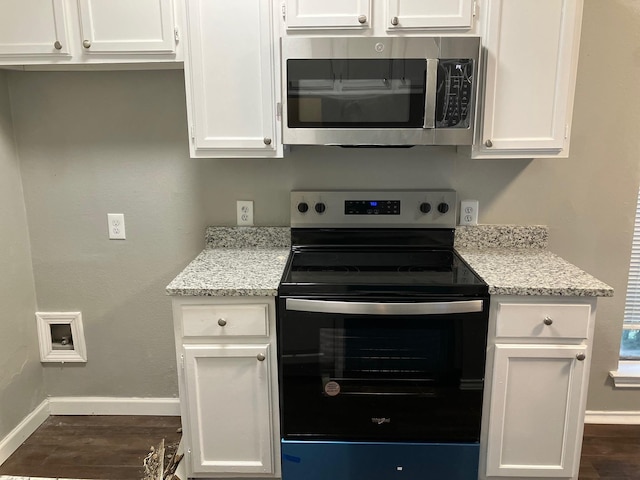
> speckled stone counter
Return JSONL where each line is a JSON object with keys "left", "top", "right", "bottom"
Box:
{"left": 166, "top": 227, "right": 290, "bottom": 296}
{"left": 455, "top": 225, "right": 613, "bottom": 296}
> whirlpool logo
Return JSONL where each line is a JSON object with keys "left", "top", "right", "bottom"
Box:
{"left": 371, "top": 417, "right": 391, "bottom": 425}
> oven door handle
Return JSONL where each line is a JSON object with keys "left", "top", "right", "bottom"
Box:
{"left": 285, "top": 298, "right": 483, "bottom": 315}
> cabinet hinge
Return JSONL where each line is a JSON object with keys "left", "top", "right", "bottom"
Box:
{"left": 190, "top": 126, "right": 195, "bottom": 140}
{"left": 174, "top": 27, "right": 180, "bottom": 43}
{"left": 180, "top": 353, "right": 184, "bottom": 370}
{"left": 281, "top": 2, "right": 286, "bottom": 20}
{"left": 473, "top": 0, "right": 478, "bottom": 18}
{"left": 565, "top": 124, "right": 570, "bottom": 139}
{"left": 276, "top": 102, "right": 282, "bottom": 120}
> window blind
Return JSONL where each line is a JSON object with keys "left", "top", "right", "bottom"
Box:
{"left": 624, "top": 187, "right": 640, "bottom": 325}
{"left": 622, "top": 187, "right": 640, "bottom": 359}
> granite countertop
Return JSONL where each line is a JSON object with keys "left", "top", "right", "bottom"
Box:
{"left": 166, "top": 225, "right": 613, "bottom": 297}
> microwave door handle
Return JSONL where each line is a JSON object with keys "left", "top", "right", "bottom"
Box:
{"left": 285, "top": 298, "right": 483, "bottom": 315}
{"left": 423, "top": 58, "right": 439, "bottom": 129}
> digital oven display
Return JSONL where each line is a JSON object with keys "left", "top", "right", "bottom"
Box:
{"left": 345, "top": 200, "right": 401, "bottom": 215}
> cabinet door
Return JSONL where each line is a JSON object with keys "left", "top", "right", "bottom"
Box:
{"left": 386, "top": 0, "right": 474, "bottom": 30}
{"left": 0, "top": 0, "right": 69, "bottom": 57}
{"left": 183, "top": 344, "right": 274, "bottom": 475}
{"left": 77, "top": 0, "right": 176, "bottom": 54}
{"left": 184, "top": 0, "right": 281, "bottom": 158}
{"left": 475, "top": 0, "right": 583, "bottom": 158}
{"left": 284, "top": 0, "right": 371, "bottom": 29}
{"left": 486, "top": 344, "right": 587, "bottom": 477}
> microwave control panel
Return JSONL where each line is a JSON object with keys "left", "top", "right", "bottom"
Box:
{"left": 436, "top": 59, "right": 474, "bottom": 129}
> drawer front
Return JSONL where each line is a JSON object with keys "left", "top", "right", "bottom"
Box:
{"left": 496, "top": 303, "right": 591, "bottom": 339}
{"left": 182, "top": 304, "right": 269, "bottom": 337}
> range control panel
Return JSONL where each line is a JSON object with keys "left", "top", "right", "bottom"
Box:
{"left": 291, "top": 190, "right": 457, "bottom": 228}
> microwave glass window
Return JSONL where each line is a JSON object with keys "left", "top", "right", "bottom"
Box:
{"left": 287, "top": 59, "right": 426, "bottom": 128}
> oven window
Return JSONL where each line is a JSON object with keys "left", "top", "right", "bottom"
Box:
{"left": 277, "top": 303, "right": 488, "bottom": 443}
{"left": 287, "top": 59, "right": 426, "bottom": 128}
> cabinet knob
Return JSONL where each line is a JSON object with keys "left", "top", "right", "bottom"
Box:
{"left": 543, "top": 316, "right": 553, "bottom": 326}
{"left": 217, "top": 318, "right": 227, "bottom": 327}
{"left": 485, "top": 139, "right": 493, "bottom": 148}
{"left": 54, "top": 41, "right": 63, "bottom": 50}
{"left": 257, "top": 353, "right": 266, "bottom": 362}
{"left": 391, "top": 16, "right": 399, "bottom": 26}
{"left": 83, "top": 40, "right": 92, "bottom": 49}
{"left": 358, "top": 14, "right": 367, "bottom": 24}
{"left": 576, "top": 353, "right": 586, "bottom": 361}
{"left": 263, "top": 137, "right": 272, "bottom": 146}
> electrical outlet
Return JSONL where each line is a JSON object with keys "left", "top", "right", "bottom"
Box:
{"left": 237, "top": 201, "right": 254, "bottom": 226}
{"left": 459, "top": 200, "right": 479, "bottom": 226}
{"left": 107, "top": 213, "right": 126, "bottom": 239}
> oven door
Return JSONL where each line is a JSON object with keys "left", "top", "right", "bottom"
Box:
{"left": 277, "top": 296, "right": 488, "bottom": 443}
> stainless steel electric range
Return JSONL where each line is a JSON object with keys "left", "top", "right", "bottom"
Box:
{"left": 277, "top": 190, "right": 489, "bottom": 480}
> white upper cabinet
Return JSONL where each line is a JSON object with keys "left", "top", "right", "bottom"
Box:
{"left": 473, "top": 0, "right": 583, "bottom": 158}
{"left": 0, "top": 0, "right": 181, "bottom": 65}
{"left": 77, "top": 0, "right": 176, "bottom": 54}
{"left": 284, "top": 0, "right": 372, "bottom": 29}
{"left": 0, "top": 0, "right": 70, "bottom": 57}
{"left": 184, "top": 0, "right": 282, "bottom": 158}
{"left": 386, "top": 0, "right": 474, "bottom": 30}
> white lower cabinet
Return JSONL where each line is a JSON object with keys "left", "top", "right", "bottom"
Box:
{"left": 183, "top": 344, "right": 274, "bottom": 475}
{"left": 173, "top": 297, "right": 280, "bottom": 478}
{"left": 481, "top": 297, "right": 596, "bottom": 480}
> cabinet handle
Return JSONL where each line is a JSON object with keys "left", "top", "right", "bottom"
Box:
{"left": 54, "top": 41, "right": 63, "bottom": 50}
{"left": 358, "top": 14, "right": 367, "bottom": 24}
{"left": 83, "top": 40, "right": 92, "bottom": 49}
{"left": 543, "top": 316, "right": 553, "bottom": 326}
{"left": 485, "top": 139, "right": 493, "bottom": 148}
{"left": 257, "top": 353, "right": 266, "bottom": 362}
{"left": 576, "top": 353, "right": 586, "bottom": 361}
{"left": 263, "top": 137, "right": 272, "bottom": 146}
{"left": 217, "top": 318, "right": 227, "bottom": 327}
{"left": 391, "top": 16, "right": 399, "bottom": 26}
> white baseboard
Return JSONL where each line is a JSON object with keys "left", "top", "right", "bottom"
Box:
{"left": 0, "top": 396, "right": 180, "bottom": 466}
{"left": 585, "top": 410, "right": 640, "bottom": 424}
{"left": 48, "top": 396, "right": 180, "bottom": 416}
{"left": 0, "top": 399, "right": 49, "bottom": 466}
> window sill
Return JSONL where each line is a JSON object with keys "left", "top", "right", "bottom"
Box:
{"left": 609, "top": 361, "right": 640, "bottom": 388}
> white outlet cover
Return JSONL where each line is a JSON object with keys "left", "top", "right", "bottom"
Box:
{"left": 107, "top": 213, "right": 126, "bottom": 239}
{"left": 459, "top": 200, "right": 479, "bottom": 225}
{"left": 237, "top": 200, "right": 254, "bottom": 226}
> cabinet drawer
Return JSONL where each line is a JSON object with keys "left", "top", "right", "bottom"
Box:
{"left": 181, "top": 304, "right": 268, "bottom": 337}
{"left": 496, "top": 303, "right": 591, "bottom": 339}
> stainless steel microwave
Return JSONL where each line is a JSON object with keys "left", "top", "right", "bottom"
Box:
{"left": 281, "top": 36, "right": 480, "bottom": 146}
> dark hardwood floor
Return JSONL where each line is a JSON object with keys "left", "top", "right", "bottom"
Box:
{"left": 0, "top": 418, "right": 638, "bottom": 479}
{"left": 579, "top": 424, "right": 640, "bottom": 479}
{"left": 0, "top": 415, "right": 181, "bottom": 479}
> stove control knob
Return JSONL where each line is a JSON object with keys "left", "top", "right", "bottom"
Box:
{"left": 315, "top": 202, "right": 326, "bottom": 214}
{"left": 419, "top": 202, "right": 431, "bottom": 214}
{"left": 297, "top": 202, "right": 309, "bottom": 213}
{"left": 437, "top": 203, "right": 450, "bottom": 214}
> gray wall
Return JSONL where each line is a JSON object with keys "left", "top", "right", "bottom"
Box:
{"left": 5, "top": 0, "right": 640, "bottom": 409}
{"left": 0, "top": 71, "right": 45, "bottom": 439}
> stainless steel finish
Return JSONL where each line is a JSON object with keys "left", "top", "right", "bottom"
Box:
{"left": 391, "top": 16, "right": 399, "bottom": 25}
{"left": 543, "top": 316, "right": 553, "bottom": 326}
{"left": 217, "top": 318, "right": 227, "bottom": 327}
{"left": 54, "top": 41, "right": 62, "bottom": 50}
{"left": 423, "top": 58, "right": 439, "bottom": 129}
{"left": 281, "top": 36, "right": 481, "bottom": 146}
{"left": 83, "top": 40, "right": 91, "bottom": 49}
{"left": 263, "top": 137, "right": 272, "bottom": 145}
{"left": 257, "top": 353, "right": 266, "bottom": 361}
{"left": 358, "top": 14, "right": 367, "bottom": 24}
{"left": 576, "top": 353, "right": 586, "bottom": 361}
{"left": 485, "top": 139, "right": 493, "bottom": 147}
{"left": 290, "top": 190, "right": 458, "bottom": 228}
{"left": 287, "top": 298, "right": 484, "bottom": 315}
